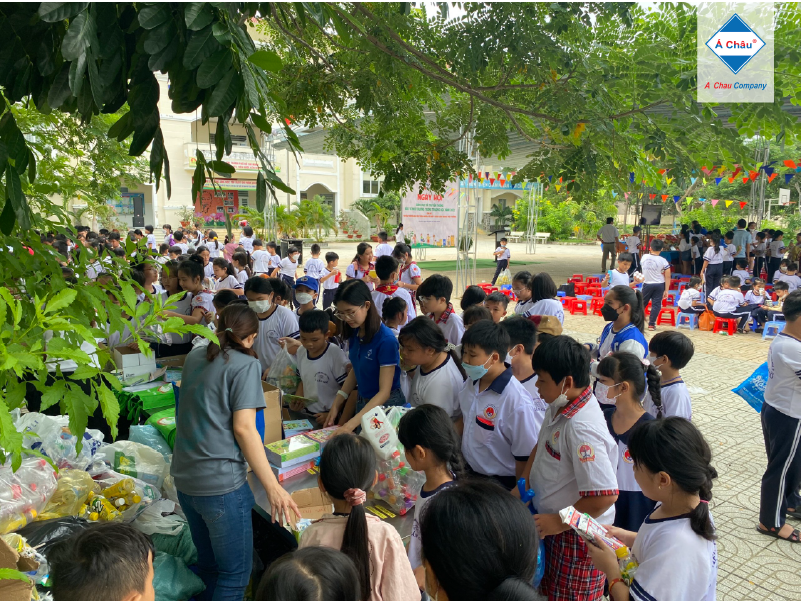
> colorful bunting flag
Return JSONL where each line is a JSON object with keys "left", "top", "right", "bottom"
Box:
{"left": 638, "top": 193, "right": 643, "bottom": 199}
{"left": 555, "top": 184, "right": 561, "bottom": 192}
{"left": 649, "top": 194, "right": 656, "bottom": 200}
{"left": 732, "top": 167, "right": 742, "bottom": 178}
{"left": 625, "top": 192, "right": 630, "bottom": 199}
{"left": 686, "top": 197, "right": 694, "bottom": 202}
{"left": 764, "top": 167, "right": 774, "bottom": 176}
{"left": 711, "top": 199, "right": 720, "bottom": 206}
{"left": 701, "top": 166, "right": 710, "bottom": 175}
{"left": 725, "top": 200, "right": 733, "bottom": 208}
{"left": 699, "top": 198, "right": 706, "bottom": 203}
{"left": 661, "top": 195, "right": 667, "bottom": 203}
{"left": 548, "top": 175, "right": 552, "bottom": 182}
{"left": 739, "top": 201, "right": 747, "bottom": 209}
{"left": 784, "top": 160, "right": 797, "bottom": 169}
{"left": 499, "top": 178, "right": 506, "bottom": 186}
{"left": 673, "top": 196, "right": 680, "bottom": 202}
{"left": 767, "top": 173, "right": 777, "bottom": 183}
{"left": 715, "top": 177, "right": 722, "bottom": 185}
{"left": 612, "top": 191, "right": 618, "bottom": 198}
{"left": 489, "top": 177, "right": 495, "bottom": 185}
{"left": 742, "top": 177, "right": 749, "bottom": 183}
{"left": 728, "top": 177, "right": 735, "bottom": 184}
{"left": 690, "top": 177, "right": 696, "bottom": 184}
{"left": 785, "top": 173, "right": 794, "bottom": 184}
{"left": 666, "top": 177, "right": 673, "bottom": 184}
{"left": 718, "top": 166, "right": 725, "bottom": 175}
{"left": 749, "top": 170, "right": 759, "bottom": 180}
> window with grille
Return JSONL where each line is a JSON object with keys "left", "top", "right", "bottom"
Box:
{"left": 239, "top": 191, "right": 249, "bottom": 208}
{"left": 209, "top": 134, "right": 249, "bottom": 146}
{"left": 362, "top": 179, "right": 380, "bottom": 195}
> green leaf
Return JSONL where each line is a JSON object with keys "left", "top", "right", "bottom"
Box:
{"left": 129, "top": 110, "right": 159, "bottom": 156}
{"left": 44, "top": 288, "right": 77, "bottom": 313}
{"left": 69, "top": 365, "right": 100, "bottom": 380}
{"left": 61, "top": 10, "right": 96, "bottom": 61}
{"left": 256, "top": 171, "right": 266, "bottom": 212}
{"left": 68, "top": 52, "right": 87, "bottom": 97}
{"left": 163, "top": 140, "right": 172, "bottom": 198}
{"left": 47, "top": 65, "right": 73, "bottom": 109}
{"left": 5, "top": 166, "right": 30, "bottom": 230}
{"left": 143, "top": 20, "right": 176, "bottom": 55}
{"left": 38, "top": 2, "right": 89, "bottom": 22}
{"left": 0, "top": 400, "right": 23, "bottom": 470}
{"left": 119, "top": 281, "right": 138, "bottom": 314}
{"left": 138, "top": 4, "right": 170, "bottom": 29}
{"left": 185, "top": 3, "right": 214, "bottom": 31}
{"left": 39, "top": 380, "right": 65, "bottom": 412}
{"left": 98, "top": 385, "right": 120, "bottom": 441}
{"left": 211, "top": 21, "right": 232, "bottom": 46}
{"left": 0, "top": 568, "right": 31, "bottom": 585}
{"left": 208, "top": 160, "right": 235, "bottom": 175}
{"left": 250, "top": 112, "right": 271, "bottom": 134}
{"left": 183, "top": 324, "right": 218, "bottom": 343}
{"left": 27, "top": 148, "right": 36, "bottom": 183}
{"left": 196, "top": 49, "right": 232, "bottom": 89}
{"left": 107, "top": 111, "right": 133, "bottom": 141}
{"left": 248, "top": 49, "right": 282, "bottom": 73}
{"left": 183, "top": 25, "right": 219, "bottom": 70}
{"left": 65, "top": 386, "right": 91, "bottom": 454}
{"left": 150, "top": 127, "right": 165, "bottom": 191}
{"left": 0, "top": 200, "right": 14, "bottom": 237}
{"left": 205, "top": 69, "right": 241, "bottom": 116}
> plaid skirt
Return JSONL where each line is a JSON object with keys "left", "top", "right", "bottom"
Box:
{"left": 540, "top": 530, "right": 606, "bottom": 601}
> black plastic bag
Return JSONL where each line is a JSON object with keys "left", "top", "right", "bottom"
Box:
{"left": 18, "top": 516, "right": 93, "bottom": 556}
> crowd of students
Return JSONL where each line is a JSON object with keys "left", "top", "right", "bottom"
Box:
{"left": 39, "top": 222, "right": 801, "bottom": 601}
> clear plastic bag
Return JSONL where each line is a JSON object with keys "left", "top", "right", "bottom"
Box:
{"left": 368, "top": 450, "right": 426, "bottom": 516}
{"left": 16, "top": 412, "right": 105, "bottom": 471}
{"left": 97, "top": 440, "right": 169, "bottom": 490}
{"left": 37, "top": 470, "right": 100, "bottom": 522}
{"left": 496, "top": 268, "right": 512, "bottom": 286}
{"left": 128, "top": 425, "right": 172, "bottom": 459}
{"left": 266, "top": 346, "right": 300, "bottom": 394}
{"left": 91, "top": 470, "right": 161, "bottom": 522}
{"left": 133, "top": 500, "right": 184, "bottom": 536}
{"left": 0, "top": 457, "right": 59, "bottom": 534}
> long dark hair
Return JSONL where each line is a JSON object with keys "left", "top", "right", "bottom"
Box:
{"left": 232, "top": 251, "right": 252, "bottom": 278}
{"left": 398, "top": 316, "right": 466, "bottom": 379}
{"left": 334, "top": 279, "right": 382, "bottom": 343}
{"left": 597, "top": 351, "right": 662, "bottom": 417}
{"left": 609, "top": 285, "right": 645, "bottom": 332}
{"left": 681, "top": 224, "right": 690, "bottom": 244}
{"left": 711, "top": 231, "right": 721, "bottom": 255}
{"left": 351, "top": 242, "right": 372, "bottom": 265}
{"left": 256, "top": 547, "right": 360, "bottom": 601}
{"left": 628, "top": 417, "right": 717, "bottom": 541}
{"left": 206, "top": 304, "right": 259, "bottom": 362}
{"left": 529, "top": 272, "right": 557, "bottom": 302}
{"left": 320, "top": 434, "right": 376, "bottom": 601}
{"left": 398, "top": 404, "right": 465, "bottom": 478}
{"left": 213, "top": 257, "right": 236, "bottom": 277}
{"left": 420, "top": 480, "right": 540, "bottom": 601}
{"left": 395, "top": 223, "right": 403, "bottom": 234}
{"left": 177, "top": 253, "right": 204, "bottom": 281}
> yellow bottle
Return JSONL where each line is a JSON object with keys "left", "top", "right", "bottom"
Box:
{"left": 103, "top": 479, "right": 135, "bottom": 499}
{"left": 615, "top": 546, "right": 639, "bottom": 585}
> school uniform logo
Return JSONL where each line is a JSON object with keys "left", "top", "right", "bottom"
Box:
{"left": 476, "top": 405, "right": 497, "bottom": 431}
{"left": 484, "top": 405, "right": 497, "bottom": 420}
{"left": 552, "top": 430, "right": 560, "bottom": 446}
{"left": 623, "top": 449, "right": 633, "bottom": 464}
{"left": 577, "top": 443, "right": 595, "bottom": 463}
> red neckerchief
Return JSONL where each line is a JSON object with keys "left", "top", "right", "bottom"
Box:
{"left": 400, "top": 260, "right": 417, "bottom": 275}
{"left": 352, "top": 261, "right": 374, "bottom": 278}
{"left": 375, "top": 284, "right": 399, "bottom": 295}
{"left": 560, "top": 386, "right": 593, "bottom": 419}
{"left": 431, "top": 303, "right": 455, "bottom": 324}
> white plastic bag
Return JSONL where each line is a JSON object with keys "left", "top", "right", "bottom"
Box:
{"left": 133, "top": 500, "right": 186, "bottom": 536}
{"left": 16, "top": 412, "right": 104, "bottom": 471}
{"left": 97, "top": 440, "right": 169, "bottom": 491}
{"left": 496, "top": 268, "right": 512, "bottom": 286}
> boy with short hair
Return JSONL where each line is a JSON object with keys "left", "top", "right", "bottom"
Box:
{"left": 168, "top": 245, "right": 182, "bottom": 260}
{"left": 417, "top": 274, "right": 464, "bottom": 345}
{"left": 50, "top": 522, "right": 155, "bottom": 601}
{"left": 625, "top": 226, "right": 642, "bottom": 274}
{"left": 646, "top": 331, "right": 694, "bottom": 419}
{"left": 319, "top": 251, "right": 340, "bottom": 310}
{"left": 491, "top": 237, "right": 510, "bottom": 285}
{"left": 293, "top": 275, "right": 319, "bottom": 317}
{"left": 600, "top": 252, "right": 636, "bottom": 288}
{"left": 458, "top": 320, "right": 539, "bottom": 489}
{"left": 374, "top": 231, "right": 394, "bottom": 258}
{"left": 144, "top": 225, "right": 156, "bottom": 252}
{"left": 712, "top": 275, "right": 751, "bottom": 332}
{"left": 304, "top": 244, "right": 327, "bottom": 303}
{"left": 265, "top": 241, "right": 282, "bottom": 277}
{"left": 371, "top": 255, "right": 416, "bottom": 325}
{"left": 768, "top": 231, "right": 786, "bottom": 283}
{"left": 640, "top": 238, "right": 672, "bottom": 331}
{"left": 499, "top": 316, "right": 548, "bottom": 426}
{"left": 291, "top": 309, "right": 352, "bottom": 425}
{"left": 526, "top": 335, "right": 619, "bottom": 601}
{"left": 752, "top": 281, "right": 791, "bottom": 331}
{"left": 484, "top": 291, "right": 509, "bottom": 323}
{"left": 777, "top": 262, "right": 801, "bottom": 292}
{"left": 251, "top": 239, "right": 271, "bottom": 275}
{"left": 732, "top": 260, "right": 751, "bottom": 287}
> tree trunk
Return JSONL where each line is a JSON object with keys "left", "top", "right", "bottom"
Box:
{"left": 673, "top": 178, "right": 702, "bottom": 216}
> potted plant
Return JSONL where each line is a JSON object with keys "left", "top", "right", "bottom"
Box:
{"left": 338, "top": 210, "right": 349, "bottom": 230}
{"left": 176, "top": 205, "right": 195, "bottom": 228}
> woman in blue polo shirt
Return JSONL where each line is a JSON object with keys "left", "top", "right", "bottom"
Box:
{"left": 323, "top": 279, "right": 404, "bottom": 432}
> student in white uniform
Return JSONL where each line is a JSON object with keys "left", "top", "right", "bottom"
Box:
{"left": 173, "top": 230, "right": 189, "bottom": 255}
{"left": 625, "top": 226, "right": 642, "bottom": 274}
{"left": 525, "top": 335, "right": 619, "bottom": 601}
{"left": 164, "top": 255, "right": 216, "bottom": 331}
{"left": 757, "top": 291, "right": 801, "bottom": 542}
{"left": 601, "top": 253, "right": 636, "bottom": 288}
{"left": 371, "top": 255, "right": 417, "bottom": 325}
{"left": 639, "top": 239, "right": 671, "bottom": 331}
{"left": 345, "top": 242, "right": 376, "bottom": 291}
{"left": 499, "top": 317, "right": 548, "bottom": 436}
{"left": 700, "top": 231, "right": 726, "bottom": 299}
{"left": 238, "top": 225, "right": 255, "bottom": 253}
{"left": 678, "top": 276, "right": 706, "bottom": 316}
{"left": 231, "top": 251, "right": 251, "bottom": 287}
{"left": 491, "top": 237, "right": 510, "bottom": 285}
{"left": 392, "top": 243, "right": 423, "bottom": 306}
{"left": 373, "top": 231, "right": 394, "bottom": 258}
{"left": 243, "top": 276, "right": 300, "bottom": 375}
{"left": 251, "top": 239, "right": 271, "bottom": 275}
{"left": 597, "top": 352, "right": 661, "bottom": 531}
{"left": 646, "top": 331, "right": 694, "bottom": 420}
{"left": 303, "top": 244, "right": 327, "bottom": 302}
{"left": 206, "top": 232, "right": 223, "bottom": 259}
{"left": 458, "top": 320, "right": 539, "bottom": 490}
{"left": 398, "top": 316, "right": 466, "bottom": 423}
{"left": 711, "top": 275, "right": 750, "bottom": 332}
{"left": 144, "top": 225, "right": 156, "bottom": 252}
{"left": 768, "top": 231, "right": 787, "bottom": 283}
{"left": 265, "top": 241, "right": 282, "bottom": 276}
{"left": 319, "top": 251, "right": 340, "bottom": 310}
{"left": 417, "top": 274, "right": 464, "bottom": 345}
{"left": 212, "top": 258, "right": 243, "bottom": 292}
{"left": 156, "top": 260, "right": 194, "bottom": 357}
{"left": 524, "top": 272, "right": 564, "bottom": 323}
{"left": 777, "top": 262, "right": 801, "bottom": 292}
{"left": 510, "top": 271, "right": 534, "bottom": 315}
{"left": 731, "top": 260, "right": 751, "bottom": 287}
{"left": 588, "top": 418, "right": 718, "bottom": 601}
{"left": 394, "top": 223, "right": 406, "bottom": 244}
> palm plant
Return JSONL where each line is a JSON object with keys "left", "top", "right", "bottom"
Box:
{"left": 490, "top": 203, "right": 514, "bottom": 229}
{"left": 307, "top": 196, "right": 337, "bottom": 240}
{"left": 276, "top": 205, "right": 299, "bottom": 237}
{"left": 233, "top": 207, "right": 266, "bottom": 238}
{"left": 371, "top": 202, "right": 393, "bottom": 231}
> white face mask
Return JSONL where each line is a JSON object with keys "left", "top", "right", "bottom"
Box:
{"left": 605, "top": 382, "right": 623, "bottom": 405}
{"left": 295, "top": 293, "right": 313, "bottom": 305}
{"left": 248, "top": 299, "right": 271, "bottom": 313}
{"left": 551, "top": 379, "right": 570, "bottom": 412}
{"left": 648, "top": 353, "right": 663, "bottom": 370}
{"left": 291, "top": 254, "right": 299, "bottom": 262}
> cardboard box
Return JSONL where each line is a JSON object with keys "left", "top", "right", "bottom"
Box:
{"left": 0, "top": 536, "right": 38, "bottom": 601}
{"left": 283, "top": 419, "right": 314, "bottom": 438}
{"left": 265, "top": 435, "right": 320, "bottom": 467}
{"left": 260, "top": 381, "right": 282, "bottom": 445}
{"left": 157, "top": 354, "right": 187, "bottom": 369}
{"left": 113, "top": 345, "right": 157, "bottom": 379}
{"left": 291, "top": 487, "right": 333, "bottom": 520}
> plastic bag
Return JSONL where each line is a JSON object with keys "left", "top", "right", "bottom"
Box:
{"left": 152, "top": 553, "right": 206, "bottom": 601}
{"left": 360, "top": 406, "right": 399, "bottom": 460}
{"left": 0, "top": 457, "right": 58, "bottom": 534}
{"left": 698, "top": 310, "right": 715, "bottom": 331}
{"left": 732, "top": 362, "right": 769, "bottom": 413}
{"left": 92, "top": 470, "right": 161, "bottom": 522}
{"left": 128, "top": 425, "right": 172, "bottom": 459}
{"left": 266, "top": 347, "right": 300, "bottom": 394}
{"left": 161, "top": 475, "right": 185, "bottom": 519}
{"left": 97, "top": 440, "right": 169, "bottom": 490}
{"left": 17, "top": 516, "right": 91, "bottom": 556}
{"left": 1, "top": 531, "right": 49, "bottom": 586}
{"left": 16, "top": 412, "right": 105, "bottom": 471}
{"left": 37, "top": 470, "right": 100, "bottom": 521}
{"left": 368, "top": 450, "right": 426, "bottom": 516}
{"left": 496, "top": 268, "right": 512, "bottom": 286}
{"left": 145, "top": 408, "right": 176, "bottom": 450}
{"left": 133, "top": 500, "right": 183, "bottom": 536}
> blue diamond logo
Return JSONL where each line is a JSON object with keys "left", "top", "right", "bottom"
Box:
{"left": 706, "top": 14, "right": 765, "bottom": 74}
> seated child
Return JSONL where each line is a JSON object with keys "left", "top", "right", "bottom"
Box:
{"left": 460, "top": 284, "right": 487, "bottom": 312}
{"left": 458, "top": 320, "right": 539, "bottom": 490}
{"left": 777, "top": 262, "right": 801, "bottom": 292}
{"left": 752, "top": 280, "right": 790, "bottom": 331}
{"left": 293, "top": 275, "right": 319, "bottom": 317}
{"left": 499, "top": 316, "right": 548, "bottom": 428}
{"left": 526, "top": 272, "right": 565, "bottom": 323}
{"left": 483, "top": 291, "right": 509, "bottom": 323}
{"left": 712, "top": 275, "right": 751, "bottom": 332}
{"left": 677, "top": 276, "right": 705, "bottom": 315}
{"left": 417, "top": 274, "right": 464, "bottom": 345}
{"left": 527, "top": 335, "right": 619, "bottom": 601}
{"left": 256, "top": 547, "right": 359, "bottom": 601}
{"left": 601, "top": 252, "right": 636, "bottom": 288}
{"left": 744, "top": 277, "right": 767, "bottom": 308}
{"left": 462, "top": 304, "right": 492, "bottom": 329}
{"left": 705, "top": 277, "right": 726, "bottom": 311}
{"left": 299, "top": 434, "right": 419, "bottom": 600}
{"left": 772, "top": 257, "right": 790, "bottom": 284}
{"left": 371, "top": 255, "right": 416, "bottom": 325}
{"left": 291, "top": 309, "right": 352, "bottom": 425}
{"left": 381, "top": 296, "right": 408, "bottom": 337}
{"left": 732, "top": 260, "right": 751, "bottom": 289}
{"left": 646, "top": 331, "right": 694, "bottom": 419}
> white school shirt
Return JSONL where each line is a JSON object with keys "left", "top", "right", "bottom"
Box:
{"left": 146, "top": 233, "right": 156, "bottom": 250}
{"left": 706, "top": 287, "right": 720, "bottom": 303}
{"left": 772, "top": 269, "right": 786, "bottom": 284}
{"left": 459, "top": 368, "right": 540, "bottom": 478}
{"left": 691, "top": 243, "right": 701, "bottom": 259}
{"left": 703, "top": 247, "right": 725, "bottom": 264}
{"left": 268, "top": 253, "right": 282, "bottom": 272}
{"left": 372, "top": 287, "right": 417, "bottom": 325}
{"left": 712, "top": 289, "right": 745, "bottom": 314}
{"left": 777, "top": 273, "right": 801, "bottom": 292}
{"left": 400, "top": 262, "right": 421, "bottom": 287}
{"left": 176, "top": 242, "right": 189, "bottom": 255}
{"left": 304, "top": 257, "right": 326, "bottom": 279}
{"left": 678, "top": 288, "right": 701, "bottom": 310}
{"left": 770, "top": 240, "right": 786, "bottom": 259}
{"left": 753, "top": 241, "right": 766, "bottom": 257}
{"left": 279, "top": 257, "right": 298, "bottom": 278}
{"left": 86, "top": 261, "right": 104, "bottom": 281}
{"left": 239, "top": 235, "right": 254, "bottom": 253}
{"left": 163, "top": 291, "right": 193, "bottom": 345}
{"left": 644, "top": 379, "right": 692, "bottom": 420}
{"left": 626, "top": 235, "right": 641, "bottom": 254}
{"left": 295, "top": 342, "right": 350, "bottom": 414}
{"left": 408, "top": 481, "right": 456, "bottom": 571}
{"left": 640, "top": 254, "right": 670, "bottom": 285}
{"left": 608, "top": 269, "right": 631, "bottom": 288}
{"left": 517, "top": 374, "right": 547, "bottom": 444}
{"left": 374, "top": 243, "right": 394, "bottom": 258}
{"left": 765, "top": 332, "right": 801, "bottom": 419}
{"left": 514, "top": 298, "right": 534, "bottom": 315}
{"left": 206, "top": 240, "right": 223, "bottom": 258}
{"left": 630, "top": 506, "right": 717, "bottom": 601}
{"left": 723, "top": 242, "right": 737, "bottom": 261}
{"left": 744, "top": 290, "right": 765, "bottom": 305}
{"left": 494, "top": 246, "right": 510, "bottom": 261}
{"left": 346, "top": 262, "right": 375, "bottom": 291}
{"left": 253, "top": 305, "right": 301, "bottom": 374}
{"left": 396, "top": 228, "right": 406, "bottom": 244}
{"left": 235, "top": 269, "right": 249, "bottom": 286}
{"left": 214, "top": 275, "right": 242, "bottom": 292}
{"left": 731, "top": 269, "right": 750, "bottom": 283}
{"left": 252, "top": 249, "right": 272, "bottom": 273}
{"left": 678, "top": 238, "right": 691, "bottom": 252}
{"left": 529, "top": 389, "right": 619, "bottom": 524}
{"left": 204, "top": 262, "right": 214, "bottom": 279}
{"left": 527, "top": 298, "right": 564, "bottom": 324}
{"left": 321, "top": 268, "right": 339, "bottom": 290}
{"left": 428, "top": 307, "right": 464, "bottom": 346}
{"left": 408, "top": 354, "right": 465, "bottom": 420}
{"left": 189, "top": 290, "right": 216, "bottom": 325}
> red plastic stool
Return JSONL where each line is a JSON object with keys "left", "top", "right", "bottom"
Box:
{"left": 656, "top": 307, "right": 676, "bottom": 326}
{"left": 644, "top": 301, "right": 652, "bottom": 316}
{"left": 668, "top": 280, "right": 680, "bottom": 290}
{"left": 590, "top": 297, "right": 605, "bottom": 315}
{"left": 570, "top": 299, "right": 588, "bottom": 315}
{"left": 499, "top": 289, "right": 516, "bottom": 301}
{"left": 712, "top": 317, "right": 738, "bottom": 336}
{"left": 571, "top": 274, "right": 584, "bottom": 282}
{"left": 573, "top": 282, "right": 588, "bottom": 295}
{"left": 585, "top": 276, "right": 600, "bottom": 284}
{"left": 560, "top": 296, "right": 576, "bottom": 311}
{"left": 586, "top": 285, "right": 602, "bottom": 297}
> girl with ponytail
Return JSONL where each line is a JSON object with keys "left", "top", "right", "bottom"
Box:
{"left": 596, "top": 351, "right": 661, "bottom": 531}
{"left": 300, "top": 434, "right": 418, "bottom": 601}
{"left": 398, "top": 404, "right": 464, "bottom": 589}
{"left": 588, "top": 417, "right": 717, "bottom": 601}
{"left": 172, "top": 303, "right": 301, "bottom": 600}
{"left": 701, "top": 231, "right": 726, "bottom": 298}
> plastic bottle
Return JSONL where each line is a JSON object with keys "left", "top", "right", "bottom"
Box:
{"left": 103, "top": 478, "right": 135, "bottom": 499}
{"left": 615, "top": 546, "right": 638, "bottom": 584}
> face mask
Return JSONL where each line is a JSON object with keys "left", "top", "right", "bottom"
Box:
{"left": 781, "top": 267, "right": 788, "bottom": 273}
{"left": 600, "top": 304, "right": 621, "bottom": 322}
{"left": 505, "top": 352, "right": 514, "bottom": 365}
{"left": 295, "top": 293, "right": 313, "bottom": 305}
{"left": 605, "top": 382, "right": 623, "bottom": 404}
{"left": 291, "top": 254, "right": 299, "bottom": 262}
{"left": 248, "top": 299, "right": 271, "bottom": 313}
{"left": 462, "top": 355, "right": 493, "bottom": 381}
{"left": 551, "top": 379, "right": 570, "bottom": 412}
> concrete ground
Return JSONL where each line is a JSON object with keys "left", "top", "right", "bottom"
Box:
{"left": 325, "top": 237, "right": 795, "bottom": 600}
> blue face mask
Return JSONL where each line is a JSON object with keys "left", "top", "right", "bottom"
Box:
{"left": 462, "top": 356, "right": 493, "bottom": 381}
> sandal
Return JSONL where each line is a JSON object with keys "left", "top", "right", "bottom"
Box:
{"left": 755, "top": 525, "right": 801, "bottom": 542}
{"left": 647, "top": 325, "right": 656, "bottom": 331}
{"left": 786, "top": 506, "right": 801, "bottom": 520}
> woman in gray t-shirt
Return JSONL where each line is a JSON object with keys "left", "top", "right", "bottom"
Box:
{"left": 171, "top": 304, "right": 300, "bottom": 600}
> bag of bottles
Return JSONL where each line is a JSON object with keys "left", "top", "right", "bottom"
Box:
{"left": 37, "top": 469, "right": 100, "bottom": 521}
{"left": 0, "top": 457, "right": 58, "bottom": 534}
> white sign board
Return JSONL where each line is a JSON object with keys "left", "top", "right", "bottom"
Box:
{"left": 779, "top": 188, "right": 791, "bottom": 206}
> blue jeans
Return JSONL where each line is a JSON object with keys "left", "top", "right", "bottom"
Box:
{"left": 177, "top": 482, "right": 255, "bottom": 601}
{"left": 356, "top": 388, "right": 406, "bottom": 413}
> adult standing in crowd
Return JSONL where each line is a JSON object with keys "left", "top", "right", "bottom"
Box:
{"left": 597, "top": 217, "right": 619, "bottom": 272}
{"left": 732, "top": 219, "right": 752, "bottom": 271}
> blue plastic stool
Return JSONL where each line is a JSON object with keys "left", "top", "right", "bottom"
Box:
{"left": 576, "top": 294, "right": 593, "bottom": 301}
{"left": 676, "top": 312, "right": 698, "bottom": 330}
{"left": 557, "top": 291, "right": 566, "bottom": 297}
{"left": 763, "top": 321, "right": 786, "bottom": 341}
